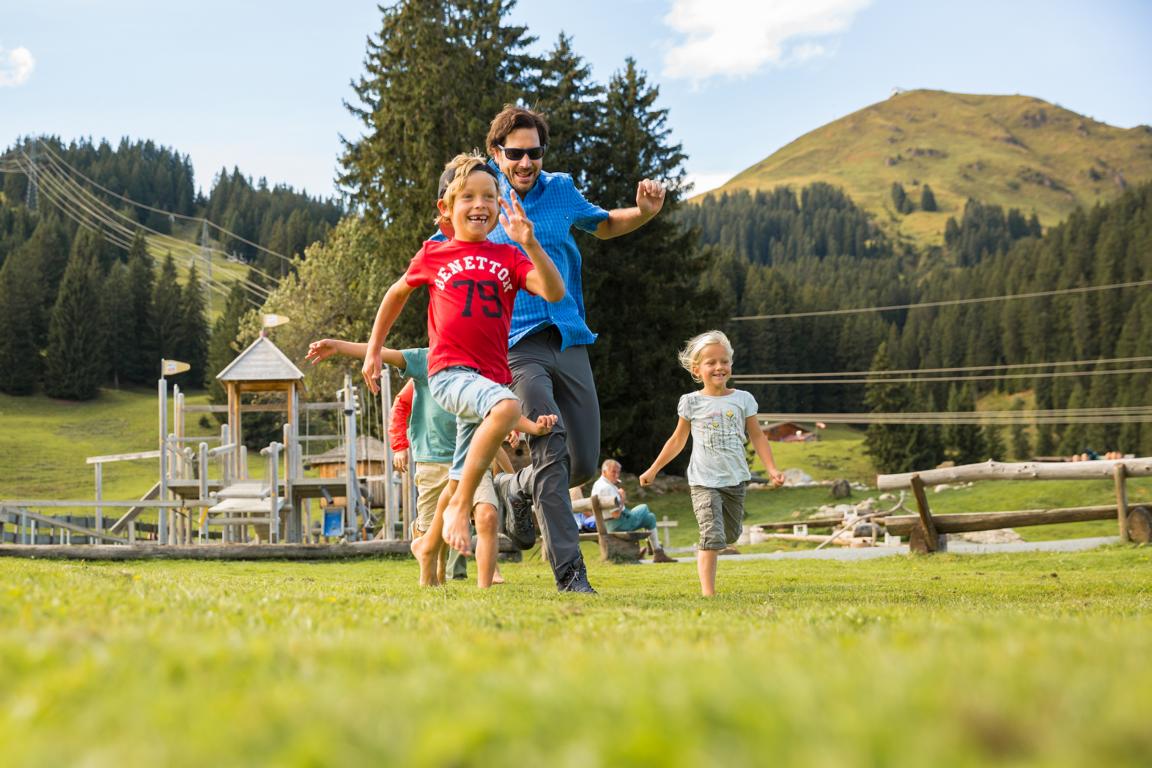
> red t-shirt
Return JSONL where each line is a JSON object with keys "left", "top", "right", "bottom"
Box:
{"left": 405, "top": 239, "right": 534, "bottom": 384}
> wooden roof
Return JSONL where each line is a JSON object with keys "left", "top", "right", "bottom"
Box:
{"left": 216, "top": 336, "right": 304, "bottom": 383}
{"left": 310, "top": 436, "right": 390, "bottom": 465}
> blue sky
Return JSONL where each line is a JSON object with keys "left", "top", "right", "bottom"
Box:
{"left": 2, "top": 1, "right": 1149, "bottom": 200}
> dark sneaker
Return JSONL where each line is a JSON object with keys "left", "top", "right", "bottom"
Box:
{"left": 652, "top": 548, "right": 677, "bottom": 563}
{"left": 495, "top": 470, "right": 536, "bottom": 550}
{"left": 556, "top": 559, "right": 596, "bottom": 593}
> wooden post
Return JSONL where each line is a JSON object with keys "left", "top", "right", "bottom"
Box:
{"left": 158, "top": 377, "right": 168, "bottom": 545}
{"left": 908, "top": 474, "right": 940, "bottom": 554}
{"left": 94, "top": 462, "right": 103, "bottom": 539}
{"left": 1114, "top": 463, "right": 1130, "bottom": 543}
{"left": 590, "top": 495, "right": 610, "bottom": 562}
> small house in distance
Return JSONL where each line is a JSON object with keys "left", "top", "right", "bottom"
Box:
{"left": 309, "top": 435, "right": 390, "bottom": 508}
{"left": 760, "top": 421, "right": 819, "bottom": 442}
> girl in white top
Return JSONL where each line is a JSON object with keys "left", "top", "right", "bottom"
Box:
{"left": 640, "top": 330, "right": 784, "bottom": 597}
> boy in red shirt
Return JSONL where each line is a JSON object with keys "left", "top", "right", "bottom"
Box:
{"left": 361, "top": 152, "right": 565, "bottom": 556}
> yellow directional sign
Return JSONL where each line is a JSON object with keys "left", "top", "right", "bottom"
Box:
{"left": 161, "top": 359, "right": 191, "bottom": 376}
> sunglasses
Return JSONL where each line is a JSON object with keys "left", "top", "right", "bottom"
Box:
{"left": 498, "top": 145, "right": 546, "bottom": 161}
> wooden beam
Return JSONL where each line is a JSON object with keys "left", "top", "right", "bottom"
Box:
{"left": 877, "top": 458, "right": 1152, "bottom": 490}
{"left": 0, "top": 540, "right": 415, "bottom": 560}
{"left": 86, "top": 450, "right": 162, "bottom": 465}
{"left": 908, "top": 474, "right": 939, "bottom": 553}
{"left": 884, "top": 505, "right": 1117, "bottom": 536}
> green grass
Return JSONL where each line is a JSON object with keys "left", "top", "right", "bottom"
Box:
{"left": 0, "top": 387, "right": 222, "bottom": 521}
{"left": 700, "top": 89, "right": 1152, "bottom": 246}
{"left": 1, "top": 549, "right": 1149, "bottom": 767}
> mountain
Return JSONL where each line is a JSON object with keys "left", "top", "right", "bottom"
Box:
{"left": 701, "top": 90, "right": 1152, "bottom": 245}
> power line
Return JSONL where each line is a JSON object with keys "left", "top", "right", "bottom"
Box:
{"left": 734, "top": 355, "right": 1152, "bottom": 380}
{"left": 13, "top": 150, "right": 272, "bottom": 306}
{"left": 31, "top": 139, "right": 297, "bottom": 266}
{"left": 737, "top": 366, "right": 1152, "bottom": 386}
{"left": 731, "top": 278, "right": 1152, "bottom": 321}
{"left": 758, "top": 406, "right": 1152, "bottom": 425}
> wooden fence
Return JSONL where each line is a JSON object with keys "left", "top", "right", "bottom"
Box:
{"left": 876, "top": 458, "right": 1152, "bottom": 552}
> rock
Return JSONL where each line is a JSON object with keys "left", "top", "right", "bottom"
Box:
{"left": 952, "top": 529, "right": 1024, "bottom": 544}
{"left": 830, "top": 479, "right": 852, "bottom": 498}
{"left": 783, "top": 468, "right": 813, "bottom": 486}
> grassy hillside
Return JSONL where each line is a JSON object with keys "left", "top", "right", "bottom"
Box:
{"left": 704, "top": 89, "right": 1152, "bottom": 245}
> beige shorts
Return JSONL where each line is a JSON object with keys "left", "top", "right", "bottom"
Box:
{"left": 412, "top": 462, "right": 499, "bottom": 535}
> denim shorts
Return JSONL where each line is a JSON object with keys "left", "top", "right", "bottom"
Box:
{"left": 429, "top": 366, "right": 519, "bottom": 478}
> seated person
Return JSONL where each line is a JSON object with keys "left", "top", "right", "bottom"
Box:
{"left": 590, "top": 459, "right": 675, "bottom": 563}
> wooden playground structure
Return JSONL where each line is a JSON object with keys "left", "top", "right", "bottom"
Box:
{"left": 0, "top": 333, "right": 418, "bottom": 559}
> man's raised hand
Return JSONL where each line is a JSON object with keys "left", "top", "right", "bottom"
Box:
{"left": 636, "top": 179, "right": 666, "bottom": 217}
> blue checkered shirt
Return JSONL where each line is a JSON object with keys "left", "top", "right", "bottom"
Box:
{"left": 430, "top": 164, "right": 609, "bottom": 350}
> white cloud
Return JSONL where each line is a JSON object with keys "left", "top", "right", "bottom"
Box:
{"left": 0, "top": 46, "right": 35, "bottom": 87}
{"left": 684, "top": 170, "right": 736, "bottom": 196}
{"left": 662, "top": 0, "right": 870, "bottom": 84}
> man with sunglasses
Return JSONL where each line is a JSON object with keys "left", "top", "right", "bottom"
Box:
{"left": 477, "top": 105, "right": 666, "bottom": 593}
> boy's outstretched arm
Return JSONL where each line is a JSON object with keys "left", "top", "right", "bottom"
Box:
{"left": 746, "top": 416, "right": 785, "bottom": 487}
{"left": 363, "top": 276, "right": 415, "bottom": 394}
{"left": 639, "top": 417, "right": 691, "bottom": 486}
{"left": 501, "top": 192, "right": 565, "bottom": 303}
{"left": 307, "top": 338, "right": 406, "bottom": 369}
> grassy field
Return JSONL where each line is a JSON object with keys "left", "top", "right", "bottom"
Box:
{"left": 3, "top": 386, "right": 1151, "bottom": 766}
{"left": 1, "top": 549, "right": 1149, "bottom": 767}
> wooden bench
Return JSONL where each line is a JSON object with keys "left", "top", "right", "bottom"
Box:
{"left": 572, "top": 493, "right": 652, "bottom": 563}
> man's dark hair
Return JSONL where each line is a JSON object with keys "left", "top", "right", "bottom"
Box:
{"left": 486, "top": 105, "right": 550, "bottom": 155}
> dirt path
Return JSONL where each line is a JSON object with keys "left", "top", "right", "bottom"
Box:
{"left": 653, "top": 536, "right": 1120, "bottom": 563}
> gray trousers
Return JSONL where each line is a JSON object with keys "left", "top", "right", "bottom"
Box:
{"left": 508, "top": 327, "right": 600, "bottom": 577}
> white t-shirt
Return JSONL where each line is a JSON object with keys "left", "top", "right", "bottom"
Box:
{"left": 677, "top": 389, "right": 759, "bottom": 487}
{"left": 591, "top": 475, "right": 622, "bottom": 508}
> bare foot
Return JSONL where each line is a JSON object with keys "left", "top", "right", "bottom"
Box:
{"left": 442, "top": 498, "right": 473, "bottom": 556}
{"left": 529, "top": 413, "right": 557, "bottom": 436}
{"left": 410, "top": 534, "right": 441, "bottom": 587}
{"left": 492, "top": 565, "right": 505, "bottom": 585}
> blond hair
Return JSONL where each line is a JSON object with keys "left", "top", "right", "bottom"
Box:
{"left": 436, "top": 151, "right": 499, "bottom": 227}
{"left": 678, "top": 330, "right": 734, "bottom": 382}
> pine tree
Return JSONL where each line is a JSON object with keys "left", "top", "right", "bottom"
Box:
{"left": 338, "top": 0, "right": 536, "bottom": 346}
{"left": 942, "top": 384, "right": 987, "bottom": 464}
{"left": 124, "top": 233, "right": 157, "bottom": 383}
{"left": 891, "top": 182, "right": 912, "bottom": 214}
{"left": 864, "top": 343, "right": 938, "bottom": 473}
{"left": 340, "top": 0, "right": 533, "bottom": 246}
{"left": 532, "top": 33, "right": 603, "bottom": 190}
{"left": 920, "top": 184, "right": 938, "bottom": 212}
{"left": 207, "top": 281, "right": 253, "bottom": 407}
{"left": 153, "top": 252, "right": 183, "bottom": 360}
{"left": 1009, "top": 398, "right": 1031, "bottom": 460}
{"left": 578, "top": 58, "right": 721, "bottom": 464}
{"left": 0, "top": 241, "right": 45, "bottom": 394}
{"left": 44, "top": 242, "right": 104, "bottom": 400}
{"left": 178, "top": 263, "right": 209, "bottom": 388}
{"left": 101, "top": 261, "right": 134, "bottom": 389}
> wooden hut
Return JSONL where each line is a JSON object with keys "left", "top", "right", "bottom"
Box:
{"left": 761, "top": 421, "right": 819, "bottom": 443}
{"left": 215, "top": 335, "right": 305, "bottom": 476}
